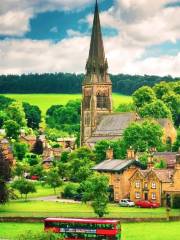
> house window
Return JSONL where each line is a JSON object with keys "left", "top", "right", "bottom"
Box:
{"left": 135, "top": 192, "right": 141, "bottom": 199}
{"left": 152, "top": 192, "right": 156, "bottom": 200}
{"left": 152, "top": 182, "right": 156, "bottom": 189}
{"left": 135, "top": 181, "right": 141, "bottom": 188}
{"left": 144, "top": 183, "right": 148, "bottom": 188}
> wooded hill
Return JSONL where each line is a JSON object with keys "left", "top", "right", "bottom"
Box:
{"left": 0, "top": 73, "right": 179, "bottom": 95}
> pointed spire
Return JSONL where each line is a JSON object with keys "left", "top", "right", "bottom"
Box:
{"left": 88, "top": 0, "right": 105, "bottom": 67}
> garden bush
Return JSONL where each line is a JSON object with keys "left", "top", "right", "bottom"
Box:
{"left": 18, "top": 231, "right": 61, "bottom": 240}
{"left": 62, "top": 182, "right": 80, "bottom": 199}
{"left": 172, "top": 194, "right": 180, "bottom": 208}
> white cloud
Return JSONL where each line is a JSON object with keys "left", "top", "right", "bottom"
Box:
{"left": 0, "top": 10, "right": 32, "bottom": 36}
{"left": 0, "top": 0, "right": 179, "bottom": 76}
{"left": 0, "top": 36, "right": 179, "bottom": 77}
{"left": 50, "top": 26, "right": 58, "bottom": 33}
{"left": 0, "top": 38, "right": 89, "bottom": 75}
{"left": 0, "top": 0, "right": 95, "bottom": 36}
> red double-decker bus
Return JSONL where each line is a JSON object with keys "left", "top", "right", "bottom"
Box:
{"left": 44, "top": 218, "right": 121, "bottom": 239}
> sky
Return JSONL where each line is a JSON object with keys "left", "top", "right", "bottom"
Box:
{"left": 0, "top": 0, "right": 180, "bottom": 76}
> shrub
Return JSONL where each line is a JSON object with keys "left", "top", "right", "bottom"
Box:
{"left": 62, "top": 183, "right": 80, "bottom": 199}
{"left": 18, "top": 231, "right": 60, "bottom": 240}
{"left": 172, "top": 194, "right": 180, "bottom": 209}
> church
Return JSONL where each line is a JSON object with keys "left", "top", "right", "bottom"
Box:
{"left": 80, "top": 0, "right": 176, "bottom": 147}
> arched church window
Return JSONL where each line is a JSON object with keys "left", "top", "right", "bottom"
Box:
{"left": 97, "top": 92, "right": 109, "bottom": 109}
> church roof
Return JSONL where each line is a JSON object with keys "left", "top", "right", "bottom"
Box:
{"left": 93, "top": 112, "right": 138, "bottom": 136}
{"left": 92, "top": 159, "right": 143, "bottom": 172}
{"left": 88, "top": 0, "right": 105, "bottom": 66}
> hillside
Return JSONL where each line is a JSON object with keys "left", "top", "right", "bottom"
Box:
{"left": 0, "top": 73, "right": 179, "bottom": 95}
{"left": 3, "top": 93, "right": 132, "bottom": 114}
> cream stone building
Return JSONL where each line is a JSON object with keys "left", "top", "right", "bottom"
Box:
{"left": 130, "top": 153, "right": 180, "bottom": 206}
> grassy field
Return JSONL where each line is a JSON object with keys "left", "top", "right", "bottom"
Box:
{"left": 0, "top": 222, "right": 179, "bottom": 240}
{"left": 2, "top": 93, "right": 132, "bottom": 114}
{"left": 12, "top": 183, "right": 63, "bottom": 199}
{"left": 0, "top": 201, "right": 179, "bottom": 218}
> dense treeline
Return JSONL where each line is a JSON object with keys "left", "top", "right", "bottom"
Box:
{"left": 0, "top": 73, "right": 179, "bottom": 95}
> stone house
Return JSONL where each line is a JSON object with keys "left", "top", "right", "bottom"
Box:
{"left": 0, "top": 138, "right": 15, "bottom": 165}
{"left": 129, "top": 153, "right": 180, "bottom": 206}
{"left": 92, "top": 148, "right": 144, "bottom": 202}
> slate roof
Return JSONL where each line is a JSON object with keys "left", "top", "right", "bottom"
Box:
{"left": 93, "top": 112, "right": 137, "bottom": 137}
{"left": 92, "top": 159, "right": 142, "bottom": 172}
{"left": 154, "top": 152, "right": 177, "bottom": 169}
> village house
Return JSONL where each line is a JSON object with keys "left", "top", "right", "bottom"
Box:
{"left": 0, "top": 138, "right": 15, "bottom": 165}
{"left": 129, "top": 153, "right": 180, "bottom": 206}
{"left": 93, "top": 148, "right": 145, "bottom": 202}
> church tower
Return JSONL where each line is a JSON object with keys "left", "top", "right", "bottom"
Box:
{"left": 81, "top": 0, "right": 112, "bottom": 146}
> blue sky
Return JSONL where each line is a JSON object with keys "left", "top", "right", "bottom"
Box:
{"left": 0, "top": 0, "right": 179, "bottom": 76}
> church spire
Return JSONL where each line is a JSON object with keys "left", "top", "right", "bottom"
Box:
{"left": 88, "top": 0, "right": 105, "bottom": 64}
{"left": 85, "top": 0, "right": 109, "bottom": 79}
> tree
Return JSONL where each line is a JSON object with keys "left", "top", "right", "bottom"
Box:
{"left": 6, "top": 102, "right": 26, "bottom": 126}
{"left": 94, "top": 139, "right": 127, "bottom": 163}
{"left": 81, "top": 174, "right": 109, "bottom": 218}
{"left": 12, "top": 178, "right": 36, "bottom": 200}
{"left": 0, "top": 96, "right": 14, "bottom": 111}
{"left": 3, "top": 120, "right": 21, "bottom": 139}
{"left": 24, "top": 153, "right": 40, "bottom": 166}
{"left": 153, "top": 81, "right": 171, "bottom": 99}
{"left": 23, "top": 102, "right": 41, "bottom": 129}
{"left": 139, "top": 100, "right": 172, "bottom": 120}
{"left": 62, "top": 183, "right": 80, "bottom": 199}
{"left": 163, "top": 93, "right": 180, "bottom": 126}
{"left": 0, "top": 147, "right": 11, "bottom": 204}
{"left": 123, "top": 120, "right": 163, "bottom": 152}
{"left": 155, "top": 159, "right": 167, "bottom": 169}
{"left": 12, "top": 162, "right": 30, "bottom": 178}
{"left": 32, "top": 137, "right": 43, "bottom": 155}
{"left": 45, "top": 128, "right": 68, "bottom": 141}
{"left": 13, "top": 142, "right": 28, "bottom": 161}
{"left": 172, "top": 127, "right": 180, "bottom": 151}
{"left": 45, "top": 168, "right": 63, "bottom": 194}
{"left": 30, "top": 164, "right": 44, "bottom": 179}
{"left": 133, "top": 86, "right": 156, "bottom": 108}
{"left": 68, "top": 147, "right": 96, "bottom": 182}
{"left": 0, "top": 111, "right": 8, "bottom": 128}
{"left": 46, "top": 105, "right": 63, "bottom": 116}
{"left": 115, "top": 103, "right": 135, "bottom": 113}
{"left": 46, "top": 100, "right": 81, "bottom": 135}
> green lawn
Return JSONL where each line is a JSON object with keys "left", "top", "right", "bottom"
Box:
{"left": 2, "top": 93, "right": 132, "bottom": 114}
{"left": 0, "top": 201, "right": 179, "bottom": 218}
{"left": 0, "top": 222, "right": 180, "bottom": 240}
{"left": 12, "top": 183, "right": 63, "bottom": 199}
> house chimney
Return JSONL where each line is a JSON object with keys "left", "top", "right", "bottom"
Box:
{"left": 127, "top": 147, "right": 135, "bottom": 160}
{"left": 175, "top": 153, "right": 180, "bottom": 170}
{"left": 106, "top": 147, "right": 114, "bottom": 160}
{"left": 147, "top": 153, "right": 154, "bottom": 169}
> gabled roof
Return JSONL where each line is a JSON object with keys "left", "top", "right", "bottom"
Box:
{"left": 131, "top": 168, "right": 174, "bottom": 183}
{"left": 92, "top": 159, "right": 143, "bottom": 173}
